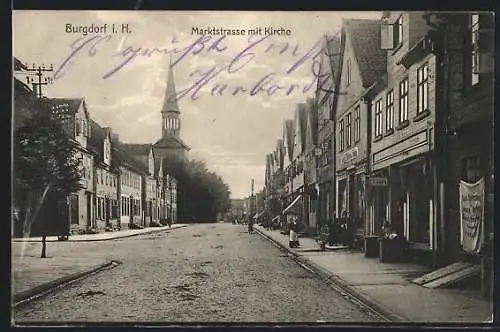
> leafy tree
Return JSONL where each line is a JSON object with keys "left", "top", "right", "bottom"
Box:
{"left": 13, "top": 97, "right": 82, "bottom": 258}
{"left": 163, "top": 158, "right": 231, "bottom": 222}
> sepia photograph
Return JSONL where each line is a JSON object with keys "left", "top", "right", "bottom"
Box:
{"left": 11, "top": 10, "right": 494, "bottom": 325}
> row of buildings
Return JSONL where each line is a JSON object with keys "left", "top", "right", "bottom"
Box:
{"left": 257, "top": 12, "right": 494, "bottom": 297}
{"left": 13, "top": 57, "right": 190, "bottom": 236}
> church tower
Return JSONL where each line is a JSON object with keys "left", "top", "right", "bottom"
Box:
{"left": 153, "top": 61, "right": 190, "bottom": 162}
{"left": 161, "top": 63, "right": 181, "bottom": 138}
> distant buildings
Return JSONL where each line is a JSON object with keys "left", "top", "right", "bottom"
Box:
{"left": 13, "top": 58, "right": 184, "bottom": 235}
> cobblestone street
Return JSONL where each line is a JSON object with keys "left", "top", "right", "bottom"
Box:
{"left": 13, "top": 223, "right": 381, "bottom": 324}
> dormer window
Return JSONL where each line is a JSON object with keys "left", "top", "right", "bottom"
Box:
{"left": 394, "top": 15, "right": 403, "bottom": 48}
{"left": 82, "top": 120, "right": 87, "bottom": 137}
{"left": 75, "top": 119, "right": 82, "bottom": 136}
{"left": 380, "top": 14, "right": 404, "bottom": 50}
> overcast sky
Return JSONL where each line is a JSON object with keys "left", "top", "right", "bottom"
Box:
{"left": 13, "top": 10, "right": 381, "bottom": 199}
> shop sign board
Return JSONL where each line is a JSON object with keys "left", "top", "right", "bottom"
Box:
{"left": 368, "top": 177, "right": 388, "bottom": 187}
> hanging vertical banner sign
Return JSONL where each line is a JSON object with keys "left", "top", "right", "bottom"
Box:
{"left": 459, "top": 178, "right": 485, "bottom": 254}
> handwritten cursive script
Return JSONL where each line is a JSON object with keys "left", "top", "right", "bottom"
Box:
{"left": 54, "top": 34, "right": 333, "bottom": 101}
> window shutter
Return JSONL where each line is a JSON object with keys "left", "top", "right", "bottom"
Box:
{"left": 381, "top": 23, "right": 394, "bottom": 50}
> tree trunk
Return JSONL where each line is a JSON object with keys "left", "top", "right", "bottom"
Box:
{"left": 41, "top": 234, "right": 47, "bottom": 258}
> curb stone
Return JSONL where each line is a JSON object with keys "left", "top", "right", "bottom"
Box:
{"left": 255, "top": 228, "right": 409, "bottom": 323}
{"left": 13, "top": 260, "right": 122, "bottom": 308}
{"left": 13, "top": 225, "right": 189, "bottom": 243}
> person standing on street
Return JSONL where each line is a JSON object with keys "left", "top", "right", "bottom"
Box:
{"left": 289, "top": 217, "right": 300, "bottom": 248}
{"left": 248, "top": 218, "right": 254, "bottom": 234}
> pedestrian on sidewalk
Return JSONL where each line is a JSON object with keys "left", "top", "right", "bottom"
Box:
{"left": 167, "top": 217, "right": 172, "bottom": 228}
{"left": 289, "top": 217, "right": 299, "bottom": 248}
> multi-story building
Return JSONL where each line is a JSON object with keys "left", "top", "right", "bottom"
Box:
{"left": 168, "top": 173, "right": 178, "bottom": 224}
{"left": 288, "top": 104, "right": 307, "bottom": 230}
{"left": 315, "top": 35, "right": 341, "bottom": 231}
{"left": 229, "top": 199, "right": 244, "bottom": 221}
{"left": 264, "top": 140, "right": 285, "bottom": 226}
{"left": 281, "top": 119, "right": 296, "bottom": 225}
{"left": 303, "top": 98, "right": 319, "bottom": 235}
{"left": 43, "top": 98, "right": 96, "bottom": 235}
{"left": 89, "top": 120, "right": 120, "bottom": 231}
{"left": 433, "top": 12, "right": 494, "bottom": 297}
{"left": 334, "top": 19, "right": 386, "bottom": 246}
{"left": 112, "top": 141, "right": 145, "bottom": 229}
{"left": 368, "top": 12, "right": 438, "bottom": 263}
{"left": 120, "top": 143, "right": 159, "bottom": 227}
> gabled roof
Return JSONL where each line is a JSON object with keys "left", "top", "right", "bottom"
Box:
{"left": 276, "top": 139, "right": 285, "bottom": 168}
{"left": 14, "top": 78, "right": 38, "bottom": 129}
{"left": 316, "top": 35, "right": 341, "bottom": 107}
{"left": 41, "top": 97, "right": 84, "bottom": 115}
{"left": 88, "top": 119, "right": 111, "bottom": 161}
{"left": 14, "top": 57, "right": 28, "bottom": 71}
{"left": 119, "top": 143, "right": 154, "bottom": 174}
{"left": 153, "top": 135, "right": 190, "bottom": 151}
{"left": 306, "top": 97, "right": 319, "bottom": 147}
{"left": 120, "top": 143, "right": 152, "bottom": 156}
{"left": 344, "top": 19, "right": 387, "bottom": 88}
{"left": 283, "top": 119, "right": 295, "bottom": 163}
{"left": 112, "top": 143, "right": 148, "bottom": 174}
{"left": 296, "top": 103, "right": 308, "bottom": 153}
{"left": 39, "top": 97, "right": 86, "bottom": 140}
{"left": 154, "top": 156, "right": 162, "bottom": 176}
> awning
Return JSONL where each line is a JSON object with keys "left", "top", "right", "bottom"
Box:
{"left": 253, "top": 211, "right": 264, "bottom": 219}
{"left": 282, "top": 194, "right": 302, "bottom": 214}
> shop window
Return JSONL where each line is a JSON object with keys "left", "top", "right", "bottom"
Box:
{"left": 407, "top": 163, "right": 431, "bottom": 244}
{"left": 338, "top": 180, "right": 348, "bottom": 218}
{"left": 97, "top": 197, "right": 102, "bottom": 220}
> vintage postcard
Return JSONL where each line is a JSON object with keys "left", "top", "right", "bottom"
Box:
{"left": 12, "top": 10, "right": 494, "bottom": 325}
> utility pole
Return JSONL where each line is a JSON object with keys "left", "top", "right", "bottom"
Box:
{"left": 23, "top": 63, "right": 54, "bottom": 98}
{"left": 251, "top": 179, "right": 255, "bottom": 217}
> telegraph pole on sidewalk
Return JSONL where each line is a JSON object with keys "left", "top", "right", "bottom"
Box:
{"left": 23, "top": 63, "right": 54, "bottom": 98}
{"left": 250, "top": 179, "right": 255, "bottom": 218}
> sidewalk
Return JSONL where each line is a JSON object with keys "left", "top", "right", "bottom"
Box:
{"left": 12, "top": 224, "right": 189, "bottom": 304}
{"left": 255, "top": 225, "right": 493, "bottom": 323}
{"left": 12, "top": 224, "right": 188, "bottom": 242}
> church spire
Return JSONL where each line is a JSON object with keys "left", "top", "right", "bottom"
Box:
{"left": 161, "top": 57, "right": 180, "bottom": 114}
{"left": 161, "top": 57, "right": 181, "bottom": 139}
